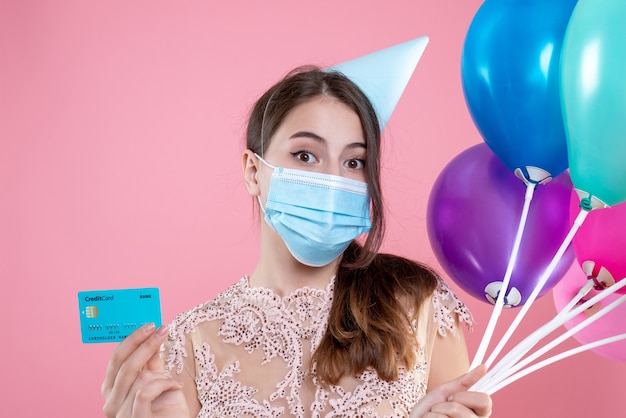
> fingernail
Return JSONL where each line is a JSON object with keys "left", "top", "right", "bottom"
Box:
{"left": 143, "top": 322, "right": 156, "bottom": 333}
{"left": 156, "top": 325, "right": 169, "bottom": 337}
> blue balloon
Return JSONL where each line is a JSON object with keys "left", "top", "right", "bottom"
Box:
{"left": 461, "top": 0, "right": 577, "bottom": 180}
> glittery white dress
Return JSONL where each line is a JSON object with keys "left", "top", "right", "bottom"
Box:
{"left": 163, "top": 276, "right": 472, "bottom": 418}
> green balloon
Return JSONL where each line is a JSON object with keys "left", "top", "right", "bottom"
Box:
{"left": 561, "top": 0, "right": 626, "bottom": 207}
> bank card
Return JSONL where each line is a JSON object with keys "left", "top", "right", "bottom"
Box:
{"left": 78, "top": 287, "right": 162, "bottom": 344}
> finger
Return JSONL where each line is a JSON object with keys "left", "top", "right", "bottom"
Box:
{"left": 429, "top": 401, "right": 470, "bottom": 418}
{"left": 436, "top": 364, "right": 488, "bottom": 398}
{"left": 113, "top": 325, "right": 169, "bottom": 388}
{"left": 423, "top": 413, "right": 451, "bottom": 418}
{"left": 410, "top": 390, "right": 448, "bottom": 417}
{"left": 131, "top": 378, "right": 183, "bottom": 418}
{"left": 447, "top": 392, "right": 493, "bottom": 417}
{"left": 434, "top": 365, "right": 488, "bottom": 402}
{"left": 146, "top": 349, "right": 166, "bottom": 374}
{"left": 453, "top": 364, "right": 488, "bottom": 391}
{"left": 410, "top": 366, "right": 488, "bottom": 418}
{"left": 102, "top": 325, "right": 169, "bottom": 413}
{"left": 102, "top": 323, "right": 157, "bottom": 396}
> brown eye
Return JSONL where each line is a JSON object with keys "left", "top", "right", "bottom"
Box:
{"left": 292, "top": 151, "right": 317, "bottom": 163}
{"left": 345, "top": 159, "right": 365, "bottom": 170}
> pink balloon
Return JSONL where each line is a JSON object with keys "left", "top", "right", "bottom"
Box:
{"left": 552, "top": 263, "right": 626, "bottom": 362}
{"left": 570, "top": 191, "right": 626, "bottom": 294}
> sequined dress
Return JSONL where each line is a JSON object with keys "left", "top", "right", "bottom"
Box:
{"left": 163, "top": 276, "right": 472, "bottom": 418}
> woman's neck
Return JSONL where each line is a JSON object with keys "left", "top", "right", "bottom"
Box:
{"left": 249, "top": 224, "right": 339, "bottom": 297}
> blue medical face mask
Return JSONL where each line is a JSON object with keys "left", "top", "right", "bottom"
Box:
{"left": 255, "top": 154, "right": 372, "bottom": 267}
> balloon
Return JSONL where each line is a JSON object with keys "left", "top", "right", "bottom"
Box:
{"left": 561, "top": 0, "right": 626, "bottom": 207}
{"left": 427, "top": 143, "right": 575, "bottom": 307}
{"left": 461, "top": 0, "right": 577, "bottom": 180}
{"left": 553, "top": 263, "right": 626, "bottom": 363}
{"left": 570, "top": 191, "right": 626, "bottom": 294}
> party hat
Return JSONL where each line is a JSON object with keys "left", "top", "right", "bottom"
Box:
{"left": 327, "top": 36, "right": 429, "bottom": 131}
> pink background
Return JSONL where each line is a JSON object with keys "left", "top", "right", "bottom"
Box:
{"left": 2, "top": 1, "right": 624, "bottom": 417}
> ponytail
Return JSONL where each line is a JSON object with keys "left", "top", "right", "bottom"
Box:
{"left": 313, "top": 242, "right": 439, "bottom": 384}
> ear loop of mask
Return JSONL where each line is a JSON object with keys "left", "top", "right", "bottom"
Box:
{"left": 254, "top": 153, "right": 276, "bottom": 170}
{"left": 255, "top": 89, "right": 277, "bottom": 215}
{"left": 254, "top": 153, "right": 275, "bottom": 216}
{"left": 256, "top": 86, "right": 282, "bottom": 217}
{"left": 259, "top": 86, "right": 280, "bottom": 158}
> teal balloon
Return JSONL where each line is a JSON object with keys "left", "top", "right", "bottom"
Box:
{"left": 561, "top": 0, "right": 626, "bottom": 207}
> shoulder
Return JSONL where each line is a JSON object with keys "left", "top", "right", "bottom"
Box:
{"left": 162, "top": 277, "right": 247, "bottom": 374}
{"left": 430, "top": 278, "right": 474, "bottom": 337}
{"left": 170, "top": 276, "right": 247, "bottom": 333}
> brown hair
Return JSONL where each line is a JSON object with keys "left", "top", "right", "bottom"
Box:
{"left": 246, "top": 66, "right": 439, "bottom": 384}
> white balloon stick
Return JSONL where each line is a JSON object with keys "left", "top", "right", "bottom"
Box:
{"left": 475, "top": 277, "right": 626, "bottom": 390}
{"left": 486, "top": 333, "right": 626, "bottom": 395}
{"left": 553, "top": 278, "right": 594, "bottom": 320}
{"left": 470, "top": 181, "right": 535, "bottom": 370}
{"left": 483, "top": 292, "right": 626, "bottom": 393}
{"left": 483, "top": 208, "right": 590, "bottom": 368}
{"left": 472, "top": 277, "right": 626, "bottom": 391}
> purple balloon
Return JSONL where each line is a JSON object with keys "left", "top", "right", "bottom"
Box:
{"left": 427, "top": 144, "right": 575, "bottom": 307}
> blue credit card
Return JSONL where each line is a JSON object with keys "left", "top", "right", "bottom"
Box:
{"left": 78, "top": 287, "right": 162, "bottom": 344}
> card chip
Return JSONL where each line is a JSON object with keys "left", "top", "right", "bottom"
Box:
{"left": 85, "top": 306, "right": 98, "bottom": 318}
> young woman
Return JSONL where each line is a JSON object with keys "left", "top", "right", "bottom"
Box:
{"left": 101, "top": 67, "right": 493, "bottom": 417}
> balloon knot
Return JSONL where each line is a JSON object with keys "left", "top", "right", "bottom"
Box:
{"left": 579, "top": 197, "right": 593, "bottom": 211}
{"left": 588, "top": 275, "right": 608, "bottom": 291}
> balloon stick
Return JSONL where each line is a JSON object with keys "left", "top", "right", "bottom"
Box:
{"left": 470, "top": 181, "right": 536, "bottom": 369}
{"left": 483, "top": 207, "right": 590, "bottom": 368}
{"left": 472, "top": 276, "right": 626, "bottom": 391}
{"left": 483, "top": 291, "right": 626, "bottom": 393}
{"left": 554, "top": 278, "right": 594, "bottom": 320}
{"left": 486, "top": 333, "right": 626, "bottom": 395}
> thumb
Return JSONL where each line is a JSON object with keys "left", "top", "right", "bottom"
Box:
{"left": 409, "top": 365, "right": 488, "bottom": 418}
{"left": 440, "top": 364, "right": 488, "bottom": 397}
{"left": 146, "top": 345, "right": 167, "bottom": 374}
{"left": 454, "top": 364, "right": 488, "bottom": 393}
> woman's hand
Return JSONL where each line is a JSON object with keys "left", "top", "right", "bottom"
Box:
{"left": 101, "top": 323, "right": 190, "bottom": 418}
{"left": 410, "top": 365, "right": 492, "bottom": 418}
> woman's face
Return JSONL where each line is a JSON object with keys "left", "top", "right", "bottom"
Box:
{"left": 245, "top": 94, "right": 374, "bottom": 268}
{"left": 260, "top": 95, "right": 367, "bottom": 184}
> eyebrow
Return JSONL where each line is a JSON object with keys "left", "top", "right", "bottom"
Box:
{"left": 289, "top": 131, "right": 367, "bottom": 149}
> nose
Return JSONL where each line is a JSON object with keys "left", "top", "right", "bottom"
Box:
{"left": 324, "top": 162, "right": 343, "bottom": 177}
{"left": 318, "top": 153, "right": 344, "bottom": 177}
